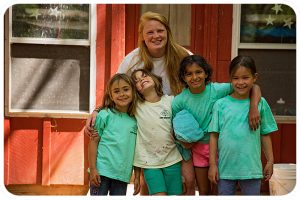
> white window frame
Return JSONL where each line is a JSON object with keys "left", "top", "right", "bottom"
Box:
{"left": 231, "top": 4, "right": 296, "bottom": 124}
{"left": 5, "top": 4, "right": 96, "bottom": 118}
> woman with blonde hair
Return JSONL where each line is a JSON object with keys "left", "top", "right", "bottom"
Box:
{"left": 85, "top": 11, "right": 194, "bottom": 195}
{"left": 118, "top": 11, "right": 190, "bottom": 95}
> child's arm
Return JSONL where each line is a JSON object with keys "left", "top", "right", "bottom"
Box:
{"left": 133, "top": 167, "right": 141, "bottom": 195}
{"left": 261, "top": 134, "right": 274, "bottom": 181}
{"left": 249, "top": 84, "right": 262, "bottom": 131}
{"left": 88, "top": 136, "right": 101, "bottom": 186}
{"left": 208, "top": 132, "right": 219, "bottom": 184}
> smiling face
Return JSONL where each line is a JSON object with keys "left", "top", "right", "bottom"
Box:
{"left": 230, "top": 66, "right": 257, "bottom": 99}
{"left": 142, "top": 19, "right": 168, "bottom": 58}
{"left": 110, "top": 79, "right": 133, "bottom": 112}
{"left": 183, "top": 63, "right": 208, "bottom": 94}
{"left": 132, "top": 70, "right": 155, "bottom": 95}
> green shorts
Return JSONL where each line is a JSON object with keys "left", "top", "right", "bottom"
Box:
{"left": 144, "top": 162, "right": 183, "bottom": 195}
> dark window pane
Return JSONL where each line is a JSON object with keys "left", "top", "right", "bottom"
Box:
{"left": 239, "top": 49, "right": 296, "bottom": 116}
{"left": 10, "top": 44, "right": 90, "bottom": 111}
{"left": 240, "top": 4, "right": 296, "bottom": 43}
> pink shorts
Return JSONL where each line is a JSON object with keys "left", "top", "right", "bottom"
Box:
{"left": 192, "top": 143, "right": 209, "bottom": 167}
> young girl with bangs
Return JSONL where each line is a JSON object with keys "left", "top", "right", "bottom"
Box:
{"left": 208, "top": 55, "right": 277, "bottom": 195}
{"left": 88, "top": 73, "right": 140, "bottom": 196}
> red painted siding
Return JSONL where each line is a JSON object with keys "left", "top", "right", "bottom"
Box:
{"left": 5, "top": 118, "right": 87, "bottom": 186}
{"left": 7, "top": 118, "right": 42, "bottom": 184}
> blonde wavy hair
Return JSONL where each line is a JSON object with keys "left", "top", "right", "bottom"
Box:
{"left": 134, "top": 11, "right": 189, "bottom": 95}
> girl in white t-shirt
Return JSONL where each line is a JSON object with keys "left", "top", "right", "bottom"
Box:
{"left": 131, "top": 68, "right": 183, "bottom": 195}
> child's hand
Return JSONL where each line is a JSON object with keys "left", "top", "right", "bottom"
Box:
{"left": 248, "top": 106, "right": 260, "bottom": 130}
{"left": 208, "top": 164, "right": 219, "bottom": 185}
{"left": 180, "top": 141, "right": 195, "bottom": 149}
{"left": 264, "top": 162, "right": 273, "bottom": 181}
{"left": 133, "top": 176, "right": 140, "bottom": 195}
{"left": 90, "top": 168, "right": 101, "bottom": 187}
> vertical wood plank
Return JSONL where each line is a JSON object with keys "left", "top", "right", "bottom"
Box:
{"left": 4, "top": 118, "right": 10, "bottom": 185}
{"left": 111, "top": 4, "right": 126, "bottom": 75}
{"left": 207, "top": 4, "right": 219, "bottom": 81}
{"left": 96, "top": 4, "right": 110, "bottom": 106}
{"left": 42, "top": 120, "right": 51, "bottom": 186}
{"left": 125, "top": 5, "right": 139, "bottom": 54}
{"left": 216, "top": 61, "right": 230, "bottom": 82}
{"left": 192, "top": 4, "right": 205, "bottom": 56}
{"left": 218, "top": 5, "right": 233, "bottom": 61}
{"left": 169, "top": 5, "right": 191, "bottom": 47}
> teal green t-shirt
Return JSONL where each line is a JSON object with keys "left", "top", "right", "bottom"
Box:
{"left": 172, "top": 82, "right": 232, "bottom": 143}
{"left": 94, "top": 108, "right": 137, "bottom": 183}
{"left": 208, "top": 96, "right": 278, "bottom": 180}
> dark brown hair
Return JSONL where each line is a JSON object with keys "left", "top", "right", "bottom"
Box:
{"left": 131, "top": 68, "right": 163, "bottom": 102}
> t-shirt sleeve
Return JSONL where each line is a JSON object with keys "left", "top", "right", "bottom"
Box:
{"left": 94, "top": 110, "right": 109, "bottom": 137}
{"left": 259, "top": 98, "right": 278, "bottom": 135}
{"left": 117, "top": 57, "right": 130, "bottom": 73}
{"left": 208, "top": 100, "right": 221, "bottom": 133}
{"left": 117, "top": 48, "right": 139, "bottom": 74}
{"left": 171, "top": 96, "right": 182, "bottom": 118}
{"left": 214, "top": 82, "right": 233, "bottom": 99}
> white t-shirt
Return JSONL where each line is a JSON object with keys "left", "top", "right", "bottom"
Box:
{"left": 133, "top": 95, "right": 182, "bottom": 168}
{"left": 117, "top": 48, "right": 170, "bottom": 95}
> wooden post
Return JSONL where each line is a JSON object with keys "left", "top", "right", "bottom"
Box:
{"left": 42, "top": 120, "right": 51, "bottom": 185}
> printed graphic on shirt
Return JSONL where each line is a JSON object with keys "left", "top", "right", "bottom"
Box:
{"left": 160, "top": 110, "right": 171, "bottom": 119}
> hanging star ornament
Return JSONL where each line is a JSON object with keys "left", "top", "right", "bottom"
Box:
{"left": 25, "top": 8, "right": 41, "bottom": 20}
{"left": 272, "top": 4, "right": 283, "bottom": 15}
{"left": 49, "top": 6, "right": 61, "bottom": 19}
{"left": 283, "top": 18, "right": 294, "bottom": 29}
{"left": 265, "top": 15, "right": 275, "bottom": 26}
{"left": 29, "top": 9, "right": 41, "bottom": 20}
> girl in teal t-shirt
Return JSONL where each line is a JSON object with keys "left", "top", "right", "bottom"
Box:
{"left": 88, "top": 73, "right": 141, "bottom": 196}
{"left": 172, "top": 55, "right": 262, "bottom": 195}
{"left": 208, "top": 55, "right": 278, "bottom": 195}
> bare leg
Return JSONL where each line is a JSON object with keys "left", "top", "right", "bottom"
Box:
{"left": 181, "top": 159, "right": 196, "bottom": 195}
{"left": 194, "top": 167, "right": 211, "bottom": 195}
{"left": 139, "top": 169, "right": 149, "bottom": 195}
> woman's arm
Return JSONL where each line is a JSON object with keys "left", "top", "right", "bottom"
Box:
{"left": 249, "top": 84, "right": 262, "bottom": 130}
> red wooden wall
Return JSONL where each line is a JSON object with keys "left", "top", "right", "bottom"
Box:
{"left": 4, "top": 118, "right": 88, "bottom": 185}
{"left": 4, "top": 4, "right": 296, "bottom": 195}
